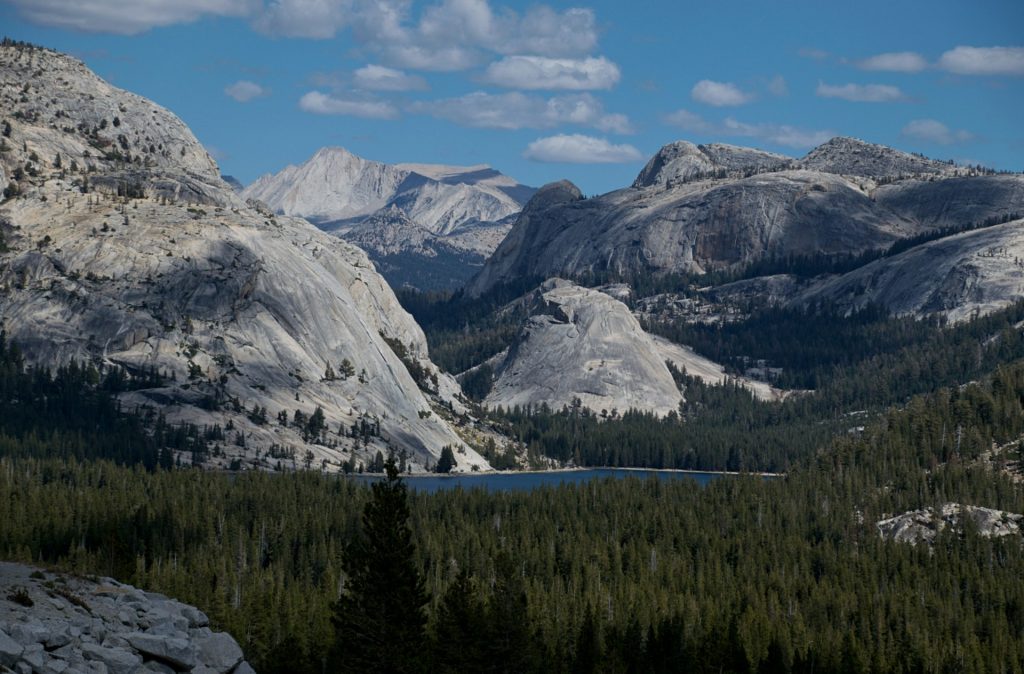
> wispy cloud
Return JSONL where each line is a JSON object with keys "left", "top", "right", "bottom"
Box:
{"left": 523, "top": 134, "right": 643, "bottom": 163}
{"left": 938, "top": 46, "right": 1024, "bottom": 76}
{"left": 483, "top": 56, "right": 620, "bottom": 91}
{"left": 816, "top": 82, "right": 907, "bottom": 102}
{"left": 665, "top": 109, "right": 832, "bottom": 149}
{"left": 902, "top": 119, "right": 974, "bottom": 145}
{"left": 224, "top": 80, "right": 268, "bottom": 102}
{"left": 9, "top": 0, "right": 601, "bottom": 72}
{"left": 857, "top": 51, "right": 928, "bottom": 73}
{"left": 353, "top": 64, "right": 428, "bottom": 92}
{"left": 766, "top": 75, "right": 788, "bottom": 97}
{"left": 691, "top": 80, "right": 753, "bottom": 107}
{"left": 6, "top": 0, "right": 255, "bottom": 35}
{"left": 298, "top": 91, "right": 399, "bottom": 119}
{"left": 411, "top": 91, "right": 633, "bottom": 133}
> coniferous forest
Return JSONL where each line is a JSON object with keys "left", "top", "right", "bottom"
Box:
{"left": 2, "top": 311, "right": 1024, "bottom": 671}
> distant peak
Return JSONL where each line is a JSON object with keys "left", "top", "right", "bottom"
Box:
{"left": 524, "top": 180, "right": 583, "bottom": 211}
{"left": 800, "top": 136, "right": 953, "bottom": 178}
{"left": 311, "top": 146, "right": 359, "bottom": 161}
{"left": 634, "top": 139, "right": 791, "bottom": 189}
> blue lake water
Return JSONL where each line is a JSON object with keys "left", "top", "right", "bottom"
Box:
{"left": 350, "top": 468, "right": 733, "bottom": 493}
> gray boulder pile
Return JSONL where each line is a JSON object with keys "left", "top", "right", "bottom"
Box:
{"left": 0, "top": 562, "right": 253, "bottom": 673}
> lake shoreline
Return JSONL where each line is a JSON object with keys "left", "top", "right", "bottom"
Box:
{"left": 395, "top": 466, "right": 785, "bottom": 479}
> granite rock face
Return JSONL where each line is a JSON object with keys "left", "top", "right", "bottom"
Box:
{"left": 242, "top": 147, "right": 534, "bottom": 290}
{"left": 0, "top": 42, "right": 489, "bottom": 472}
{"left": 876, "top": 503, "right": 1023, "bottom": 546}
{"left": 633, "top": 141, "right": 792, "bottom": 188}
{"left": 468, "top": 138, "right": 1024, "bottom": 297}
{"left": 797, "top": 136, "right": 956, "bottom": 178}
{"left": 481, "top": 280, "right": 779, "bottom": 416}
{"left": 0, "top": 562, "right": 254, "bottom": 673}
{"left": 791, "top": 219, "right": 1024, "bottom": 322}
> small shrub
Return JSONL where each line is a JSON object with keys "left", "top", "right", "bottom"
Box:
{"left": 7, "top": 587, "right": 33, "bottom": 607}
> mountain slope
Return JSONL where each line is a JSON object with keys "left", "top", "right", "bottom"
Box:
{"left": 243, "top": 147, "right": 535, "bottom": 290}
{"left": 468, "top": 138, "right": 1024, "bottom": 296}
{"left": 791, "top": 219, "right": 1024, "bottom": 322}
{"left": 0, "top": 41, "right": 488, "bottom": 472}
{"left": 477, "top": 279, "right": 778, "bottom": 416}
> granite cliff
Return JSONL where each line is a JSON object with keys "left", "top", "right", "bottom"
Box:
{"left": 0, "top": 42, "right": 488, "bottom": 472}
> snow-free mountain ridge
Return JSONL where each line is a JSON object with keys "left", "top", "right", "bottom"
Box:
{"left": 469, "top": 137, "right": 1024, "bottom": 300}
{"left": 243, "top": 147, "right": 535, "bottom": 290}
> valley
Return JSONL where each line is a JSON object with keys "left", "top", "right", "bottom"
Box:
{"left": 0, "top": 10, "right": 1023, "bottom": 672}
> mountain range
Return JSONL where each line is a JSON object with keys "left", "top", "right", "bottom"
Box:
{"left": 4, "top": 41, "right": 1024, "bottom": 471}
{"left": 468, "top": 137, "right": 1024, "bottom": 323}
{"left": 242, "top": 147, "right": 535, "bottom": 290}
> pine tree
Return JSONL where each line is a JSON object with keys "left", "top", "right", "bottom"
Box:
{"left": 432, "top": 570, "right": 486, "bottom": 673}
{"left": 328, "top": 459, "right": 428, "bottom": 674}
{"left": 434, "top": 446, "right": 456, "bottom": 474}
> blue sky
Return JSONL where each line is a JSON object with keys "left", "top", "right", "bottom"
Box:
{"left": 2, "top": 0, "right": 1022, "bottom": 194}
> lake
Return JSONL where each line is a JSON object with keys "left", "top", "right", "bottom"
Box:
{"left": 349, "top": 468, "right": 744, "bottom": 493}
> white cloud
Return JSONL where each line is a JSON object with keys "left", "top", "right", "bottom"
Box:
{"left": 11, "top": 0, "right": 601, "bottom": 68}
{"left": 523, "top": 134, "right": 643, "bottom": 163}
{"left": 359, "top": 0, "right": 600, "bottom": 71}
{"left": 493, "top": 6, "right": 598, "bottom": 57}
{"left": 384, "top": 44, "right": 482, "bottom": 72}
{"left": 298, "top": 91, "right": 399, "bottom": 119}
{"left": 664, "top": 109, "right": 713, "bottom": 134}
{"left": 253, "top": 0, "right": 352, "bottom": 38}
{"left": 938, "top": 46, "right": 1024, "bottom": 76}
{"left": 857, "top": 51, "right": 928, "bottom": 73}
{"left": 7, "top": 0, "right": 256, "bottom": 34}
{"left": 224, "top": 80, "right": 268, "bottom": 102}
{"left": 902, "top": 119, "right": 973, "bottom": 145}
{"left": 593, "top": 113, "right": 633, "bottom": 135}
{"left": 816, "top": 82, "right": 906, "bottom": 102}
{"left": 484, "top": 56, "right": 620, "bottom": 91}
{"left": 411, "top": 91, "right": 632, "bottom": 132}
{"left": 691, "top": 80, "right": 753, "bottom": 107}
{"left": 665, "top": 108, "right": 832, "bottom": 149}
{"left": 352, "top": 64, "right": 428, "bottom": 91}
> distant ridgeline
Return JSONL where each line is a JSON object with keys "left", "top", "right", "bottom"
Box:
{"left": 535, "top": 209, "right": 1024, "bottom": 298}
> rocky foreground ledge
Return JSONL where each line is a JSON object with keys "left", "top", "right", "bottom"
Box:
{"left": 0, "top": 562, "right": 253, "bottom": 673}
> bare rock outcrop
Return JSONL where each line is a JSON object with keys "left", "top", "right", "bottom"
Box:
{"left": 797, "top": 136, "right": 955, "bottom": 179}
{"left": 791, "top": 219, "right": 1024, "bottom": 322}
{"left": 0, "top": 42, "right": 488, "bottom": 472}
{"left": 481, "top": 280, "right": 779, "bottom": 416}
{"left": 0, "top": 562, "right": 253, "bottom": 673}
{"left": 877, "top": 503, "right": 1023, "bottom": 546}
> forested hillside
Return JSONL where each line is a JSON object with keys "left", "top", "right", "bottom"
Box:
{"left": 2, "top": 356, "right": 1024, "bottom": 672}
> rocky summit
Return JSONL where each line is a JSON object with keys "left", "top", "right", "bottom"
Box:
{"left": 243, "top": 147, "right": 534, "bottom": 290}
{"left": 0, "top": 562, "right": 253, "bottom": 674}
{"left": 468, "top": 137, "right": 1024, "bottom": 297}
{"left": 0, "top": 42, "right": 489, "bottom": 472}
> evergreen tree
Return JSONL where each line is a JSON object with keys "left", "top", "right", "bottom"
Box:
{"left": 328, "top": 459, "right": 428, "bottom": 674}
{"left": 432, "top": 570, "right": 486, "bottom": 673}
{"left": 434, "top": 446, "right": 456, "bottom": 474}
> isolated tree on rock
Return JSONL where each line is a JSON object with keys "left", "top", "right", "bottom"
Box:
{"left": 328, "top": 459, "right": 428, "bottom": 673}
{"left": 434, "top": 445, "right": 457, "bottom": 474}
